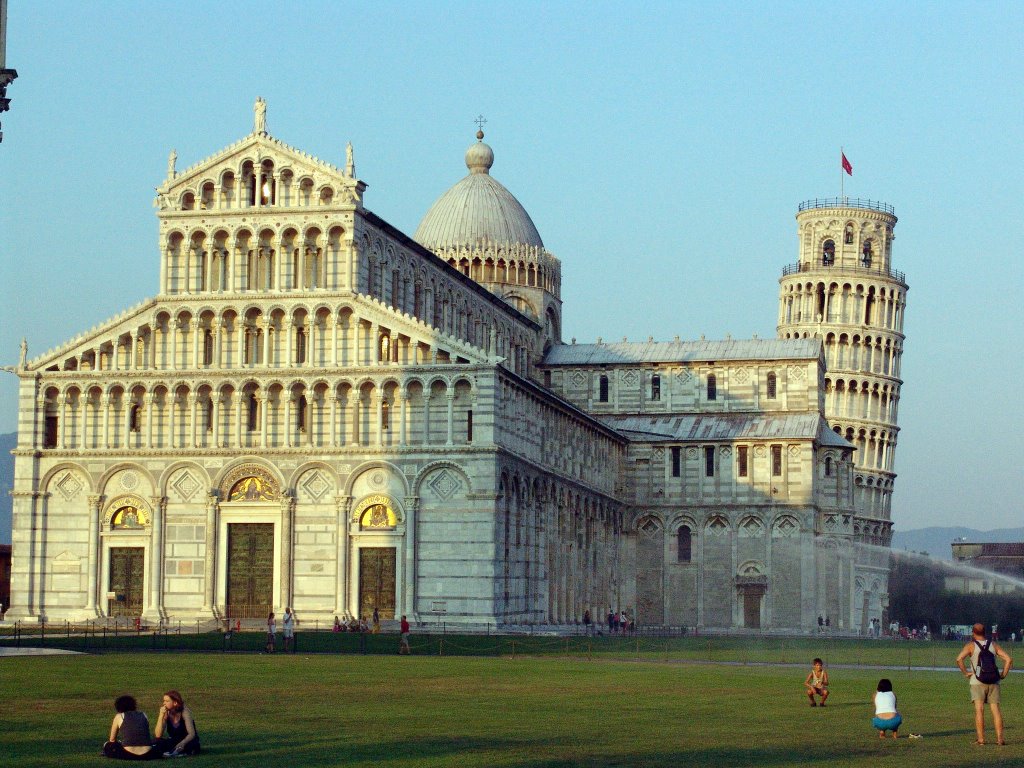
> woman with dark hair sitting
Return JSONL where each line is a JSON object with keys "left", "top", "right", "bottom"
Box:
{"left": 154, "top": 690, "right": 201, "bottom": 756}
{"left": 102, "top": 695, "right": 159, "bottom": 760}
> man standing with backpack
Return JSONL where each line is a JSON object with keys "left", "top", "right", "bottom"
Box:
{"left": 956, "top": 622, "right": 1013, "bottom": 745}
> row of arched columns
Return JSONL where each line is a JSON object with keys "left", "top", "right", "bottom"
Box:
{"left": 439, "top": 244, "right": 561, "bottom": 296}
{"left": 825, "top": 378, "right": 900, "bottom": 426}
{"left": 830, "top": 422, "right": 898, "bottom": 473}
{"left": 780, "top": 280, "right": 906, "bottom": 332}
{"left": 55, "top": 301, "right": 524, "bottom": 378}
{"left": 177, "top": 157, "right": 348, "bottom": 213}
{"left": 38, "top": 376, "right": 476, "bottom": 452}
{"left": 821, "top": 332, "right": 904, "bottom": 379}
{"left": 164, "top": 225, "right": 345, "bottom": 295}
{"left": 497, "top": 467, "right": 622, "bottom": 625}
{"left": 852, "top": 473, "right": 895, "bottom": 520}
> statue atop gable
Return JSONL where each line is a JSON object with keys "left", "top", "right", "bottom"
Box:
{"left": 254, "top": 97, "right": 267, "bottom": 134}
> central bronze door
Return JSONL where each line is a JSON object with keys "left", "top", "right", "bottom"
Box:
{"left": 108, "top": 547, "right": 145, "bottom": 617}
{"left": 226, "top": 523, "right": 274, "bottom": 618}
{"left": 359, "top": 547, "right": 396, "bottom": 621}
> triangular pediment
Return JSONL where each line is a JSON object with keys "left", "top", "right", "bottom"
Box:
{"left": 155, "top": 130, "right": 366, "bottom": 213}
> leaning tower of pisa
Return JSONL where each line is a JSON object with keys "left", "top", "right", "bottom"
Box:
{"left": 777, "top": 198, "right": 908, "bottom": 603}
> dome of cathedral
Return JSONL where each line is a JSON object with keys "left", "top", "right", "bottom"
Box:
{"left": 414, "top": 133, "right": 544, "bottom": 250}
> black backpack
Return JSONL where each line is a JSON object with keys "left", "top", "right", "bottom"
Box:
{"left": 975, "top": 639, "right": 1001, "bottom": 684}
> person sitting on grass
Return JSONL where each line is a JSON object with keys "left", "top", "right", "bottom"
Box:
{"left": 154, "top": 690, "right": 200, "bottom": 756}
{"left": 102, "top": 695, "right": 159, "bottom": 760}
{"left": 872, "top": 678, "right": 902, "bottom": 738}
{"left": 804, "top": 658, "right": 829, "bottom": 706}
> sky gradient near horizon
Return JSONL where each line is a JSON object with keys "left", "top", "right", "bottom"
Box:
{"left": 0, "top": 2, "right": 1021, "bottom": 531}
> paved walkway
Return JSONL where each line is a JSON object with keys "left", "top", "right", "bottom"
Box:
{"left": 0, "top": 646, "right": 84, "bottom": 657}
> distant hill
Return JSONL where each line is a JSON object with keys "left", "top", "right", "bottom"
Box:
{"left": 892, "top": 526, "right": 1024, "bottom": 561}
{"left": 1, "top": 431, "right": 14, "bottom": 543}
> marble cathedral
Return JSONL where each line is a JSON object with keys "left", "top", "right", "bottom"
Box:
{"left": 6, "top": 103, "right": 908, "bottom": 633}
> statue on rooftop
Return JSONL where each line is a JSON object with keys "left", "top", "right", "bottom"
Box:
{"left": 254, "top": 97, "right": 267, "bottom": 134}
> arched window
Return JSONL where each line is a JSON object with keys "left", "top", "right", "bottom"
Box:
{"left": 379, "top": 334, "right": 391, "bottom": 363}
{"left": 824, "top": 455, "right": 834, "bottom": 476}
{"left": 295, "top": 327, "right": 307, "bottom": 364}
{"left": 381, "top": 400, "right": 390, "bottom": 430}
{"left": 844, "top": 224, "right": 854, "bottom": 245}
{"left": 202, "top": 330, "right": 214, "bottom": 365}
{"left": 246, "top": 394, "right": 259, "bottom": 431}
{"left": 651, "top": 374, "right": 661, "bottom": 401}
{"left": 822, "top": 239, "right": 835, "bottom": 266}
{"left": 677, "top": 526, "right": 692, "bottom": 563}
{"left": 129, "top": 403, "right": 142, "bottom": 433}
{"left": 861, "top": 239, "right": 873, "bottom": 267}
{"left": 599, "top": 375, "right": 609, "bottom": 402}
{"left": 766, "top": 371, "right": 777, "bottom": 399}
{"left": 707, "top": 374, "right": 717, "bottom": 401}
{"left": 296, "top": 394, "right": 308, "bottom": 432}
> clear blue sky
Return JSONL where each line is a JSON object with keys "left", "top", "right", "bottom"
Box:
{"left": 0, "top": 1, "right": 1021, "bottom": 530}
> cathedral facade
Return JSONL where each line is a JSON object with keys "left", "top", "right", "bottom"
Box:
{"left": 6, "top": 104, "right": 906, "bottom": 633}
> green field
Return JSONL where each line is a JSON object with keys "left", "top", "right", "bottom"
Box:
{"left": 2, "top": 641, "right": 1022, "bottom": 767}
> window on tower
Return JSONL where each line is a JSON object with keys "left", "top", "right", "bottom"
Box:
{"left": 707, "top": 374, "right": 717, "bottom": 401}
{"left": 822, "top": 240, "right": 835, "bottom": 266}
{"left": 651, "top": 374, "right": 661, "bottom": 401}
{"left": 844, "top": 224, "right": 855, "bottom": 245}
{"left": 599, "top": 375, "right": 609, "bottom": 402}
{"left": 861, "top": 239, "right": 873, "bottom": 267}
{"left": 766, "top": 371, "right": 777, "bottom": 399}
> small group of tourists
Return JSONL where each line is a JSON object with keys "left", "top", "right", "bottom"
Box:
{"left": 801, "top": 621, "right": 1013, "bottom": 745}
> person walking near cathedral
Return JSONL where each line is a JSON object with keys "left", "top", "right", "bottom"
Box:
{"left": 399, "top": 615, "right": 411, "bottom": 655}
{"left": 956, "top": 623, "right": 1013, "bottom": 745}
{"left": 282, "top": 607, "right": 295, "bottom": 653}
{"left": 265, "top": 611, "right": 276, "bottom": 653}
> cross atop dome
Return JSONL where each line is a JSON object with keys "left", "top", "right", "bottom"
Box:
{"left": 474, "top": 114, "right": 487, "bottom": 141}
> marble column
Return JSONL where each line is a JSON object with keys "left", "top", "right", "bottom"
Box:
{"left": 85, "top": 494, "right": 102, "bottom": 617}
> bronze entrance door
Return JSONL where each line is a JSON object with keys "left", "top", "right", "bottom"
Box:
{"left": 108, "top": 547, "right": 145, "bottom": 617}
{"left": 226, "top": 523, "right": 274, "bottom": 618}
{"left": 742, "top": 587, "right": 765, "bottom": 629}
{"left": 359, "top": 547, "right": 396, "bottom": 621}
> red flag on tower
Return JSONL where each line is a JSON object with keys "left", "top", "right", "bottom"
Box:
{"left": 841, "top": 152, "right": 853, "bottom": 176}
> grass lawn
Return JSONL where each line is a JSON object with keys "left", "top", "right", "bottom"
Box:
{"left": 2, "top": 650, "right": 1021, "bottom": 767}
